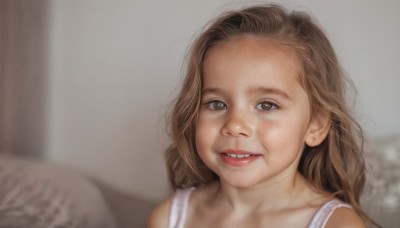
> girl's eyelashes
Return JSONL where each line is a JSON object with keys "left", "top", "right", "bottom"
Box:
{"left": 206, "top": 100, "right": 227, "bottom": 111}
{"left": 203, "top": 100, "right": 279, "bottom": 112}
{"left": 255, "top": 101, "right": 279, "bottom": 111}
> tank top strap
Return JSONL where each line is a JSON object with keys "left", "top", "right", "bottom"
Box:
{"left": 169, "top": 187, "right": 195, "bottom": 228}
{"left": 308, "top": 199, "right": 352, "bottom": 228}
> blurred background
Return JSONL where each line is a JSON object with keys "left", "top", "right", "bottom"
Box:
{"left": 1, "top": 0, "right": 399, "bottom": 205}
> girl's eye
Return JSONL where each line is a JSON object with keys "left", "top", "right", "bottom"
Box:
{"left": 207, "top": 101, "right": 227, "bottom": 110}
{"left": 256, "top": 102, "right": 278, "bottom": 111}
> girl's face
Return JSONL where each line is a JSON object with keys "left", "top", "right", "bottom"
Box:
{"left": 195, "top": 36, "right": 316, "bottom": 188}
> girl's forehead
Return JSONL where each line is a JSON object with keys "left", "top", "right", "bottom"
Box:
{"left": 203, "top": 36, "right": 302, "bottom": 74}
{"left": 201, "top": 36, "right": 306, "bottom": 94}
{"left": 205, "top": 36, "right": 300, "bottom": 65}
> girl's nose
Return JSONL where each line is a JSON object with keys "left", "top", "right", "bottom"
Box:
{"left": 221, "top": 112, "right": 252, "bottom": 137}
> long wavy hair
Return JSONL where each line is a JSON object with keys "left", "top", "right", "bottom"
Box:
{"left": 165, "top": 4, "right": 377, "bottom": 226}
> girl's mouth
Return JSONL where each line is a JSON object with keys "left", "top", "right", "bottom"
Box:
{"left": 225, "top": 153, "right": 256, "bottom": 158}
{"left": 220, "top": 150, "right": 262, "bottom": 166}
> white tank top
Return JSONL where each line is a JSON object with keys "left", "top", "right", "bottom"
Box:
{"left": 168, "top": 187, "right": 352, "bottom": 228}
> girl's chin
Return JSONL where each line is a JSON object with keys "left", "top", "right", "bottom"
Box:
{"left": 219, "top": 176, "right": 261, "bottom": 189}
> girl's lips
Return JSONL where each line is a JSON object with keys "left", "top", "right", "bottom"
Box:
{"left": 219, "top": 150, "right": 262, "bottom": 166}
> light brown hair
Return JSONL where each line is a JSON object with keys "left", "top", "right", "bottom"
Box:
{"left": 166, "top": 4, "right": 377, "bottom": 226}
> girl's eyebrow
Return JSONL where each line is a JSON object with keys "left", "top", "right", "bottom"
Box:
{"left": 202, "top": 87, "right": 222, "bottom": 95}
{"left": 247, "top": 86, "right": 291, "bottom": 100}
{"left": 202, "top": 86, "right": 291, "bottom": 100}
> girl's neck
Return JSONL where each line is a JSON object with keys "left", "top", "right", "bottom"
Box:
{"left": 212, "top": 173, "right": 315, "bottom": 213}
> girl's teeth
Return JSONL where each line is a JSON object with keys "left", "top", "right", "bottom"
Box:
{"left": 226, "top": 153, "right": 250, "bottom": 158}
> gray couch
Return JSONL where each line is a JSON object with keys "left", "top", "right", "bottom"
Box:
{"left": 0, "top": 135, "right": 399, "bottom": 228}
{"left": 0, "top": 154, "right": 155, "bottom": 228}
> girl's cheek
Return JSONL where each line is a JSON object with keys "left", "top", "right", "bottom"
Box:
{"left": 257, "top": 121, "right": 281, "bottom": 139}
{"left": 257, "top": 120, "right": 293, "bottom": 143}
{"left": 196, "top": 117, "right": 220, "bottom": 139}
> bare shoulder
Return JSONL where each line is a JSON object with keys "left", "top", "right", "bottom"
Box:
{"left": 325, "top": 207, "right": 366, "bottom": 228}
{"left": 146, "top": 196, "right": 173, "bottom": 228}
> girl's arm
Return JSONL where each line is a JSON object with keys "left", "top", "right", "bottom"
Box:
{"left": 146, "top": 196, "right": 172, "bottom": 228}
{"left": 325, "top": 207, "right": 366, "bottom": 228}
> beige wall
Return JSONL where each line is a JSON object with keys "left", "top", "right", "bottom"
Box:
{"left": 45, "top": 0, "right": 400, "bottom": 202}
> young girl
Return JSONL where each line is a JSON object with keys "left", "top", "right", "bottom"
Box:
{"left": 148, "top": 4, "right": 379, "bottom": 228}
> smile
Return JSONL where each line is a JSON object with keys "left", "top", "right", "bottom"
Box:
{"left": 225, "top": 153, "right": 252, "bottom": 158}
{"left": 220, "top": 150, "right": 262, "bottom": 166}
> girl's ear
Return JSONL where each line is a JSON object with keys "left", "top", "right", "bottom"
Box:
{"left": 305, "top": 111, "right": 331, "bottom": 147}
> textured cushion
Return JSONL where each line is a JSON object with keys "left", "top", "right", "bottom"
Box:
{"left": 0, "top": 154, "right": 116, "bottom": 228}
{"left": 95, "top": 181, "right": 156, "bottom": 228}
{"left": 362, "top": 135, "right": 400, "bottom": 228}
